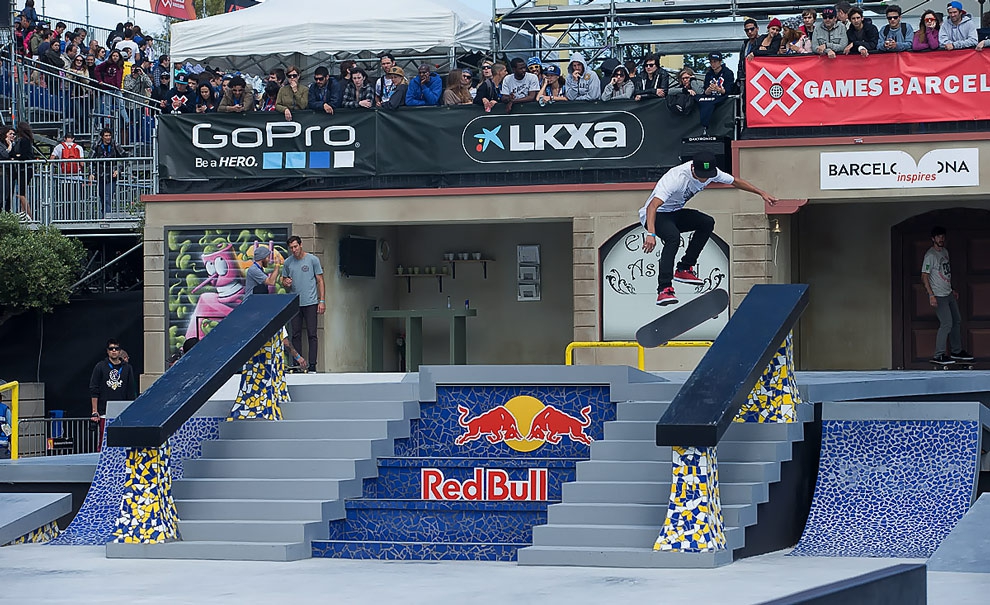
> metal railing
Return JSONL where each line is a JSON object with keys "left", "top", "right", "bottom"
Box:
{"left": 564, "top": 340, "right": 714, "bottom": 371}
{"left": 37, "top": 13, "right": 171, "bottom": 59}
{"left": 16, "top": 416, "right": 103, "bottom": 458}
{"left": 1, "top": 157, "right": 153, "bottom": 225}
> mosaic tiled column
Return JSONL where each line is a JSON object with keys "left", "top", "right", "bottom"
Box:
{"left": 3, "top": 521, "right": 60, "bottom": 546}
{"left": 110, "top": 445, "right": 180, "bottom": 544}
{"left": 654, "top": 445, "right": 726, "bottom": 552}
{"left": 734, "top": 332, "right": 801, "bottom": 424}
{"left": 227, "top": 334, "right": 287, "bottom": 421}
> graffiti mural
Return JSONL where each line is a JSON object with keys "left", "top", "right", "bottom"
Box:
{"left": 165, "top": 226, "right": 290, "bottom": 359}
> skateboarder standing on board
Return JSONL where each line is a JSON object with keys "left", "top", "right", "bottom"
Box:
{"left": 640, "top": 151, "right": 779, "bottom": 306}
{"left": 922, "top": 226, "right": 973, "bottom": 365}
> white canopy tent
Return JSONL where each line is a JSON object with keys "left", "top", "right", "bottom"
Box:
{"left": 169, "top": 0, "right": 493, "bottom": 72}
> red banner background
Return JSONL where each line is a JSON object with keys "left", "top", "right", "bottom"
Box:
{"left": 151, "top": 0, "right": 197, "bottom": 20}
{"left": 745, "top": 51, "right": 990, "bottom": 128}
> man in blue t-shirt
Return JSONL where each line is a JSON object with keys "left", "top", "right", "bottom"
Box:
{"left": 281, "top": 236, "right": 325, "bottom": 373}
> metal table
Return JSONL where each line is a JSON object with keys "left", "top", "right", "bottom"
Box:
{"left": 368, "top": 308, "right": 478, "bottom": 372}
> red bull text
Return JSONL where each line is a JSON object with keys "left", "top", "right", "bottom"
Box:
{"left": 421, "top": 468, "right": 548, "bottom": 501}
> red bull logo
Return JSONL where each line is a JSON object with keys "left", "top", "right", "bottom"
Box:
{"left": 421, "top": 468, "right": 548, "bottom": 501}
{"left": 455, "top": 395, "right": 593, "bottom": 452}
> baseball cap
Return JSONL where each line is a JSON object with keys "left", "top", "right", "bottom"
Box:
{"left": 708, "top": 52, "right": 723, "bottom": 61}
{"left": 693, "top": 152, "right": 718, "bottom": 179}
{"left": 526, "top": 56, "right": 542, "bottom": 67}
{"left": 822, "top": 7, "right": 837, "bottom": 18}
{"left": 387, "top": 65, "right": 405, "bottom": 77}
{"left": 543, "top": 63, "right": 561, "bottom": 75}
{"left": 253, "top": 246, "right": 271, "bottom": 261}
{"left": 947, "top": 1, "right": 963, "bottom": 10}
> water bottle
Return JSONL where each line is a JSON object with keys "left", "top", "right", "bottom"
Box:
{"left": 464, "top": 299, "right": 470, "bottom": 310}
{"left": 446, "top": 296, "right": 451, "bottom": 309}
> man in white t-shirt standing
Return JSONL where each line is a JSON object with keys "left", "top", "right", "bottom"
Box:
{"left": 921, "top": 226, "right": 973, "bottom": 365}
{"left": 499, "top": 57, "right": 540, "bottom": 112}
{"left": 641, "top": 152, "right": 779, "bottom": 306}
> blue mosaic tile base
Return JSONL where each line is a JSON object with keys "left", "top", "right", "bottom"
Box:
{"left": 312, "top": 540, "right": 520, "bottom": 561}
{"left": 329, "top": 500, "right": 547, "bottom": 543}
{"left": 790, "top": 419, "right": 980, "bottom": 558}
{"left": 48, "top": 416, "right": 221, "bottom": 546}
{"left": 394, "top": 385, "right": 612, "bottom": 458}
{"left": 365, "top": 457, "right": 575, "bottom": 500}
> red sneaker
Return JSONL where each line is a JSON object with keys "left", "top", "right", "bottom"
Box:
{"left": 673, "top": 266, "right": 704, "bottom": 285}
{"left": 656, "top": 287, "right": 678, "bottom": 306}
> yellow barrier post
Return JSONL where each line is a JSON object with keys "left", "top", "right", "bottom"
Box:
{"left": 1, "top": 381, "right": 19, "bottom": 460}
{"left": 565, "top": 341, "right": 714, "bottom": 372}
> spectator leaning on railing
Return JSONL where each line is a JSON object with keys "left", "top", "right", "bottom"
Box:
{"left": 382, "top": 66, "right": 408, "bottom": 110}
{"left": 473, "top": 61, "right": 504, "bottom": 112}
{"left": 276, "top": 66, "right": 308, "bottom": 121}
{"left": 500, "top": 57, "right": 540, "bottom": 112}
{"left": 754, "top": 18, "right": 783, "bottom": 55}
{"left": 565, "top": 52, "right": 601, "bottom": 101}
{"left": 634, "top": 53, "right": 668, "bottom": 100}
{"left": 308, "top": 66, "right": 338, "bottom": 115}
{"left": 343, "top": 68, "right": 375, "bottom": 109}
{"left": 914, "top": 10, "right": 942, "bottom": 51}
{"left": 844, "top": 6, "right": 879, "bottom": 56}
{"left": 940, "top": 1, "right": 977, "bottom": 50}
{"left": 879, "top": 5, "right": 914, "bottom": 52}
{"left": 600, "top": 65, "right": 634, "bottom": 101}
{"left": 815, "top": 7, "right": 848, "bottom": 58}
{"left": 406, "top": 64, "right": 443, "bottom": 107}
{"left": 219, "top": 76, "right": 255, "bottom": 113}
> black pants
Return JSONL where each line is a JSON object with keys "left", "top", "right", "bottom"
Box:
{"left": 291, "top": 304, "right": 319, "bottom": 369}
{"left": 654, "top": 208, "right": 715, "bottom": 292}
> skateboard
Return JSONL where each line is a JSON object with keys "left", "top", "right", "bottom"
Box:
{"left": 930, "top": 361, "right": 974, "bottom": 370}
{"left": 636, "top": 289, "right": 729, "bottom": 348}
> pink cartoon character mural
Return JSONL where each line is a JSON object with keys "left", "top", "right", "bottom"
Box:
{"left": 185, "top": 242, "right": 246, "bottom": 341}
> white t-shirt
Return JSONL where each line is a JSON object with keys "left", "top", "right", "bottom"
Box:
{"left": 500, "top": 72, "right": 540, "bottom": 99}
{"left": 114, "top": 39, "right": 139, "bottom": 61}
{"left": 922, "top": 247, "right": 952, "bottom": 297}
{"left": 639, "top": 161, "right": 734, "bottom": 225}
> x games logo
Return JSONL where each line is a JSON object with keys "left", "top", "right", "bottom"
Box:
{"left": 749, "top": 67, "right": 803, "bottom": 116}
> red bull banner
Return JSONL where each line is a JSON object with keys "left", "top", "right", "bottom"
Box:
{"left": 151, "top": 0, "right": 197, "bottom": 20}
{"left": 421, "top": 468, "right": 548, "bottom": 501}
{"left": 746, "top": 52, "right": 990, "bottom": 128}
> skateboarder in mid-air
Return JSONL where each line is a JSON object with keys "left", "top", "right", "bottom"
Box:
{"left": 922, "top": 226, "right": 973, "bottom": 365}
{"left": 640, "top": 151, "right": 779, "bottom": 306}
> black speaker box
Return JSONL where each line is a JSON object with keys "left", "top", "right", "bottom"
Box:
{"left": 1, "top": 1, "right": 11, "bottom": 27}
{"left": 680, "top": 136, "right": 730, "bottom": 172}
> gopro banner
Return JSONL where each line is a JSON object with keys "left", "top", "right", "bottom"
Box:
{"left": 746, "top": 51, "right": 990, "bottom": 128}
{"left": 820, "top": 148, "right": 979, "bottom": 190}
{"left": 158, "top": 100, "right": 733, "bottom": 184}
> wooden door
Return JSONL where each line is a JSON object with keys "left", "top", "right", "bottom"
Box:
{"left": 893, "top": 209, "right": 990, "bottom": 369}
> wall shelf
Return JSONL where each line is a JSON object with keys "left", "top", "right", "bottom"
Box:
{"left": 444, "top": 259, "right": 494, "bottom": 279}
{"left": 396, "top": 273, "right": 444, "bottom": 293}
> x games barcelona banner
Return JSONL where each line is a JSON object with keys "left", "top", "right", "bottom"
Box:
{"left": 746, "top": 51, "right": 990, "bottom": 128}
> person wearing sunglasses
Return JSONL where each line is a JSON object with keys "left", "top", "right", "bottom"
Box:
{"left": 878, "top": 4, "right": 914, "bottom": 52}
{"left": 913, "top": 10, "right": 941, "bottom": 51}
{"left": 89, "top": 338, "right": 136, "bottom": 422}
{"left": 634, "top": 53, "right": 669, "bottom": 101}
{"left": 307, "top": 65, "right": 340, "bottom": 114}
{"left": 276, "top": 65, "right": 308, "bottom": 121}
{"left": 737, "top": 18, "right": 760, "bottom": 93}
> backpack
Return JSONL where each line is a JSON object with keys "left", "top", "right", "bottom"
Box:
{"left": 60, "top": 143, "right": 82, "bottom": 174}
{"left": 667, "top": 87, "right": 697, "bottom": 115}
{"left": 881, "top": 23, "right": 907, "bottom": 39}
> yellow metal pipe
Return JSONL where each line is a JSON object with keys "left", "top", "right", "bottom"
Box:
{"left": 1, "top": 381, "right": 19, "bottom": 460}
{"left": 565, "top": 341, "right": 713, "bottom": 371}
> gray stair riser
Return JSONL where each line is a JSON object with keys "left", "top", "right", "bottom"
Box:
{"left": 604, "top": 420, "right": 662, "bottom": 441}
{"left": 218, "top": 419, "right": 408, "bottom": 440}
{"left": 722, "top": 503, "right": 758, "bottom": 527}
{"left": 202, "top": 438, "right": 394, "bottom": 460}
{"left": 576, "top": 460, "right": 668, "bottom": 482}
{"left": 590, "top": 440, "right": 672, "bottom": 462}
{"left": 620, "top": 382, "right": 685, "bottom": 402}
{"left": 173, "top": 478, "right": 362, "bottom": 500}
{"left": 182, "top": 458, "right": 374, "bottom": 480}
{"left": 178, "top": 520, "right": 327, "bottom": 543}
{"left": 531, "top": 524, "right": 745, "bottom": 550}
{"left": 515, "top": 546, "right": 732, "bottom": 568}
{"left": 107, "top": 541, "right": 312, "bottom": 562}
{"left": 289, "top": 383, "right": 418, "bottom": 401}
{"left": 723, "top": 421, "right": 804, "bottom": 442}
{"left": 561, "top": 481, "right": 768, "bottom": 505}
{"left": 175, "top": 498, "right": 344, "bottom": 521}
{"left": 716, "top": 462, "right": 781, "bottom": 484}
{"left": 615, "top": 402, "right": 671, "bottom": 421}
{"left": 715, "top": 440, "right": 792, "bottom": 462}
{"left": 280, "top": 400, "right": 418, "bottom": 421}
{"left": 547, "top": 503, "right": 667, "bottom": 526}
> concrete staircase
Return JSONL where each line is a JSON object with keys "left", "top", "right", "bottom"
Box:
{"left": 517, "top": 399, "right": 814, "bottom": 568}
{"left": 106, "top": 382, "right": 418, "bottom": 561}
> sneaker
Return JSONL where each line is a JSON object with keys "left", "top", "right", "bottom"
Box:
{"left": 673, "top": 266, "right": 704, "bottom": 285}
{"left": 308, "top": 363, "right": 317, "bottom": 373}
{"left": 950, "top": 350, "right": 974, "bottom": 361}
{"left": 931, "top": 354, "right": 956, "bottom": 365}
{"left": 16, "top": 212, "right": 29, "bottom": 223}
{"left": 656, "top": 287, "right": 678, "bottom": 306}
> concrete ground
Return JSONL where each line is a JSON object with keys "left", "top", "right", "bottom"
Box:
{"left": 1, "top": 545, "right": 987, "bottom": 604}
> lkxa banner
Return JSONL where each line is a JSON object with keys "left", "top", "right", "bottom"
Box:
{"left": 746, "top": 51, "right": 990, "bottom": 128}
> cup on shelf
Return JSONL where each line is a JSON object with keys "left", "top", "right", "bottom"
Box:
{"left": 457, "top": 252, "right": 469, "bottom": 261}
{"left": 396, "top": 265, "right": 404, "bottom": 275}
{"left": 412, "top": 266, "right": 420, "bottom": 275}
{"left": 428, "top": 266, "right": 436, "bottom": 274}
{"left": 472, "top": 252, "right": 482, "bottom": 261}
{"left": 443, "top": 252, "right": 454, "bottom": 261}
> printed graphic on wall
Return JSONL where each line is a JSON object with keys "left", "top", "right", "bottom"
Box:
{"left": 600, "top": 223, "right": 729, "bottom": 341}
{"left": 165, "top": 226, "right": 290, "bottom": 359}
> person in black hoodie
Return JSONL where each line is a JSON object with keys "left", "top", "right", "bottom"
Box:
{"left": 89, "top": 338, "right": 136, "bottom": 419}
{"left": 844, "top": 6, "right": 879, "bottom": 56}
{"left": 634, "top": 53, "right": 669, "bottom": 100}
{"left": 754, "top": 18, "right": 783, "bottom": 55}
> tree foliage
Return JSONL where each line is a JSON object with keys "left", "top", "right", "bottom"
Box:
{"left": 194, "top": 0, "right": 228, "bottom": 19}
{"left": 0, "top": 214, "right": 85, "bottom": 327}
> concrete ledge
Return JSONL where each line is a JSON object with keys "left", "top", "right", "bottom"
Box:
{"left": 0, "top": 453, "right": 99, "bottom": 483}
{"left": 822, "top": 401, "right": 986, "bottom": 422}
{"left": 928, "top": 493, "right": 990, "bottom": 573}
{"left": 759, "top": 563, "right": 926, "bottom": 605}
{"left": 0, "top": 493, "right": 71, "bottom": 544}
{"left": 108, "top": 400, "right": 231, "bottom": 420}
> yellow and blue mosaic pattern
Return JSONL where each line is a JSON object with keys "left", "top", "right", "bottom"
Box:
{"left": 110, "top": 445, "right": 180, "bottom": 544}
{"left": 654, "top": 445, "right": 726, "bottom": 552}
{"left": 3, "top": 521, "right": 60, "bottom": 546}
{"left": 735, "top": 333, "right": 801, "bottom": 424}
{"left": 227, "top": 334, "right": 287, "bottom": 421}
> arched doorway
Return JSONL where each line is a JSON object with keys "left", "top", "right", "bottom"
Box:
{"left": 892, "top": 208, "right": 990, "bottom": 369}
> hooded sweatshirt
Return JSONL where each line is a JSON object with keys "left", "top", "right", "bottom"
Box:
{"left": 565, "top": 53, "right": 601, "bottom": 101}
{"left": 813, "top": 21, "right": 848, "bottom": 53}
{"left": 846, "top": 17, "right": 879, "bottom": 53}
{"left": 939, "top": 12, "right": 977, "bottom": 48}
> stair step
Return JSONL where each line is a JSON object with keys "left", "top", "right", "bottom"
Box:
{"left": 107, "top": 540, "right": 312, "bottom": 561}
{"left": 516, "top": 544, "right": 733, "bottom": 568}
{"left": 546, "top": 502, "right": 757, "bottom": 528}
{"left": 589, "top": 440, "right": 671, "bottom": 461}
{"left": 280, "top": 400, "right": 418, "bottom": 421}
{"left": 560, "top": 481, "right": 767, "bottom": 505}
{"left": 615, "top": 401, "right": 671, "bottom": 421}
{"left": 178, "top": 519, "right": 327, "bottom": 543}
{"left": 717, "top": 461, "right": 781, "bottom": 483}
{"left": 173, "top": 477, "right": 362, "bottom": 500}
{"left": 182, "top": 457, "right": 375, "bottom": 479}
{"left": 723, "top": 421, "right": 804, "bottom": 442}
{"left": 603, "top": 420, "right": 659, "bottom": 441}
{"left": 716, "top": 440, "right": 793, "bottom": 462}
{"left": 201, "top": 438, "right": 394, "bottom": 460}
{"left": 289, "top": 383, "right": 418, "bottom": 402}
{"left": 174, "top": 498, "right": 344, "bottom": 521}
{"left": 218, "top": 419, "right": 409, "bottom": 440}
{"left": 576, "top": 460, "right": 668, "bottom": 482}
{"left": 530, "top": 524, "right": 744, "bottom": 549}
{"left": 312, "top": 540, "right": 520, "bottom": 561}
